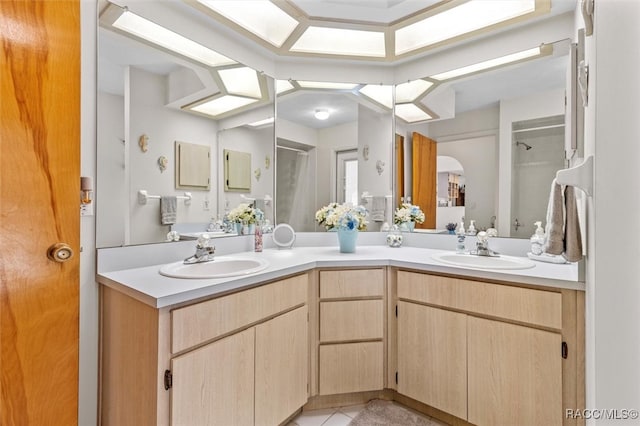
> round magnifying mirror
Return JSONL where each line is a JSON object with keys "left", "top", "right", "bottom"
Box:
{"left": 272, "top": 224, "right": 296, "bottom": 249}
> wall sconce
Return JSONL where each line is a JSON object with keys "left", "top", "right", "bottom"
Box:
{"left": 80, "top": 176, "right": 94, "bottom": 216}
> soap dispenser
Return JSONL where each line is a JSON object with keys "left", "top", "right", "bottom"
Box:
{"left": 456, "top": 219, "right": 466, "bottom": 253}
{"left": 530, "top": 221, "right": 546, "bottom": 255}
{"left": 467, "top": 220, "right": 477, "bottom": 236}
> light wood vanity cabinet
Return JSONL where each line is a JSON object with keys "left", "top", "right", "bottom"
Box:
{"left": 317, "top": 269, "right": 385, "bottom": 395}
{"left": 102, "top": 265, "right": 583, "bottom": 426}
{"left": 395, "top": 270, "right": 581, "bottom": 426}
{"left": 101, "top": 273, "right": 309, "bottom": 426}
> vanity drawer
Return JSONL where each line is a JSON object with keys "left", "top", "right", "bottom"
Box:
{"left": 319, "top": 269, "right": 384, "bottom": 299}
{"left": 319, "top": 342, "right": 384, "bottom": 395}
{"left": 397, "top": 271, "right": 562, "bottom": 330}
{"left": 320, "top": 300, "right": 383, "bottom": 342}
{"left": 171, "top": 274, "right": 308, "bottom": 353}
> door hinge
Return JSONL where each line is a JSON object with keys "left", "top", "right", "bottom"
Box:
{"left": 164, "top": 369, "right": 173, "bottom": 390}
{"left": 395, "top": 305, "right": 398, "bottom": 317}
{"left": 561, "top": 341, "right": 568, "bottom": 359}
{"left": 395, "top": 371, "right": 398, "bottom": 384}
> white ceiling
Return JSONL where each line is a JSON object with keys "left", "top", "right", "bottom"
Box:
{"left": 288, "top": 0, "right": 441, "bottom": 24}
{"left": 98, "top": 0, "right": 576, "bottom": 124}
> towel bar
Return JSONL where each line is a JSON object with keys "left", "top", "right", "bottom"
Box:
{"left": 137, "top": 190, "right": 192, "bottom": 205}
{"left": 555, "top": 155, "right": 593, "bottom": 197}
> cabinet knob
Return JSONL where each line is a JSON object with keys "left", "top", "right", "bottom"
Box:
{"left": 47, "top": 243, "right": 74, "bottom": 263}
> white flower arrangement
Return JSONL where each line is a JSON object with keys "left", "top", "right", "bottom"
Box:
{"left": 394, "top": 203, "right": 425, "bottom": 224}
{"left": 226, "top": 203, "right": 264, "bottom": 224}
{"left": 315, "top": 202, "right": 368, "bottom": 231}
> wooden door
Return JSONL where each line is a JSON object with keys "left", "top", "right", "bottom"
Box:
{"left": 468, "top": 316, "right": 563, "bottom": 426}
{"left": 255, "top": 306, "right": 308, "bottom": 426}
{"left": 397, "top": 302, "right": 467, "bottom": 420}
{"left": 1, "top": 2, "right": 80, "bottom": 425}
{"left": 171, "top": 328, "right": 255, "bottom": 426}
{"left": 411, "top": 132, "right": 436, "bottom": 228}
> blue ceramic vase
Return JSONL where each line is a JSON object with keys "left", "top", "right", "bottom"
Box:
{"left": 337, "top": 228, "right": 358, "bottom": 253}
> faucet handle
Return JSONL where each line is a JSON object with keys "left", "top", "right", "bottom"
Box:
{"left": 197, "top": 234, "right": 211, "bottom": 247}
{"left": 477, "top": 231, "right": 489, "bottom": 243}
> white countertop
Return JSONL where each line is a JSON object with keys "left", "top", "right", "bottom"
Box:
{"left": 97, "top": 246, "right": 584, "bottom": 308}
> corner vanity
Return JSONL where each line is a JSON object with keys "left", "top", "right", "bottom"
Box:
{"left": 98, "top": 244, "right": 584, "bottom": 426}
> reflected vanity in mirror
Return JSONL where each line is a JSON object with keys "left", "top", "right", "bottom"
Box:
{"left": 396, "top": 39, "right": 580, "bottom": 238}
{"left": 275, "top": 80, "right": 394, "bottom": 232}
{"left": 96, "top": 2, "right": 275, "bottom": 248}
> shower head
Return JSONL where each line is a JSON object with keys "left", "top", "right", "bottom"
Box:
{"left": 516, "top": 141, "right": 532, "bottom": 150}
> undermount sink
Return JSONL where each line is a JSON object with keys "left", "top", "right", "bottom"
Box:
{"left": 431, "top": 252, "right": 535, "bottom": 270}
{"left": 159, "top": 257, "right": 269, "bottom": 279}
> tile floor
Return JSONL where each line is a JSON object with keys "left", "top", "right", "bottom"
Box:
{"left": 288, "top": 401, "right": 448, "bottom": 426}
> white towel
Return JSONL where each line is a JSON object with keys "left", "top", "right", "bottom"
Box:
{"left": 160, "top": 196, "right": 177, "bottom": 225}
{"left": 370, "top": 196, "right": 386, "bottom": 222}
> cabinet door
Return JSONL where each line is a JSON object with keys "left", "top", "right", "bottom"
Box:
{"left": 468, "top": 316, "right": 562, "bottom": 426}
{"left": 171, "top": 328, "right": 254, "bottom": 426}
{"left": 397, "top": 302, "right": 467, "bottom": 420}
{"left": 319, "top": 342, "right": 383, "bottom": 395}
{"left": 255, "top": 307, "right": 308, "bottom": 426}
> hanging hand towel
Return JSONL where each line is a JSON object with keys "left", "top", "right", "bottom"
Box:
{"left": 563, "top": 185, "right": 583, "bottom": 262}
{"left": 370, "top": 196, "right": 386, "bottom": 222}
{"left": 544, "top": 178, "right": 565, "bottom": 255}
{"left": 160, "top": 196, "right": 177, "bottom": 225}
{"left": 542, "top": 178, "right": 583, "bottom": 262}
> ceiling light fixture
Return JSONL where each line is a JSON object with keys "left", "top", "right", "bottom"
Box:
{"left": 187, "top": 95, "right": 259, "bottom": 117}
{"left": 395, "top": 79, "right": 434, "bottom": 103}
{"left": 395, "top": 103, "right": 432, "bottom": 123}
{"left": 359, "top": 84, "right": 393, "bottom": 109}
{"left": 277, "top": 80, "right": 296, "bottom": 95}
{"left": 290, "top": 26, "right": 386, "bottom": 58}
{"left": 197, "top": 0, "right": 299, "bottom": 48}
{"left": 430, "top": 45, "right": 551, "bottom": 81}
{"left": 395, "top": 0, "right": 538, "bottom": 56}
{"left": 314, "top": 109, "right": 330, "bottom": 120}
{"left": 105, "top": 5, "right": 236, "bottom": 68}
{"left": 218, "top": 67, "right": 263, "bottom": 98}
{"left": 298, "top": 81, "right": 359, "bottom": 90}
{"left": 247, "top": 117, "right": 275, "bottom": 127}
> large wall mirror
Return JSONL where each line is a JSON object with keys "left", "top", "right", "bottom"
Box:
{"left": 275, "top": 81, "right": 394, "bottom": 232}
{"left": 96, "top": 3, "right": 275, "bottom": 248}
{"left": 396, "top": 39, "right": 579, "bottom": 238}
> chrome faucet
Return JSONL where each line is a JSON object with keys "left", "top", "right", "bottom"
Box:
{"left": 184, "top": 235, "right": 216, "bottom": 264}
{"left": 472, "top": 231, "right": 500, "bottom": 257}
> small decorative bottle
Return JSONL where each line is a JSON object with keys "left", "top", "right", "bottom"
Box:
{"left": 254, "top": 220, "right": 263, "bottom": 252}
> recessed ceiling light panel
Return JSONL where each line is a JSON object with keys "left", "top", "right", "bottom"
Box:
{"left": 218, "top": 67, "right": 262, "bottom": 98}
{"left": 112, "top": 10, "right": 236, "bottom": 67}
{"left": 430, "top": 46, "right": 545, "bottom": 81}
{"left": 395, "top": 0, "right": 537, "bottom": 55}
{"left": 395, "top": 79, "right": 434, "bottom": 103}
{"left": 297, "top": 81, "right": 359, "bottom": 90}
{"left": 291, "top": 26, "right": 386, "bottom": 57}
{"left": 395, "top": 103, "right": 432, "bottom": 123}
{"left": 276, "top": 80, "right": 296, "bottom": 94}
{"left": 189, "top": 95, "right": 259, "bottom": 117}
{"left": 359, "top": 84, "right": 393, "bottom": 109}
{"left": 247, "top": 117, "right": 275, "bottom": 127}
{"left": 198, "top": 0, "right": 299, "bottom": 48}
